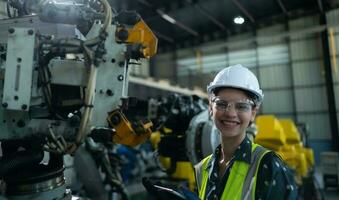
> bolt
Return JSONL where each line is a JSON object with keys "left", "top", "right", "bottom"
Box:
{"left": 111, "top": 58, "right": 116, "bottom": 63}
{"left": 17, "top": 57, "right": 22, "bottom": 63}
{"left": 17, "top": 119, "right": 25, "bottom": 128}
{"left": 117, "top": 29, "right": 129, "bottom": 41}
{"left": 21, "top": 104, "right": 27, "bottom": 110}
{"left": 117, "top": 75, "right": 124, "bottom": 81}
{"left": 14, "top": 96, "right": 18, "bottom": 100}
{"left": 28, "top": 29, "right": 34, "bottom": 35}
{"left": 2, "top": 102, "right": 8, "bottom": 108}
{"left": 106, "top": 89, "right": 113, "bottom": 96}
{"left": 8, "top": 28, "right": 15, "bottom": 34}
{"left": 110, "top": 114, "right": 121, "bottom": 125}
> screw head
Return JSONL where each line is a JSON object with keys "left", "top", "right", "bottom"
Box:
{"left": 2, "top": 102, "right": 8, "bottom": 108}
{"left": 21, "top": 104, "right": 27, "bottom": 110}
{"left": 8, "top": 28, "right": 15, "bottom": 34}
{"left": 28, "top": 29, "right": 34, "bottom": 35}
{"left": 117, "top": 75, "right": 124, "bottom": 81}
{"left": 106, "top": 89, "right": 113, "bottom": 96}
{"left": 110, "top": 114, "right": 121, "bottom": 125}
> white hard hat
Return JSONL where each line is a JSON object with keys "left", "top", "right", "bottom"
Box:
{"left": 207, "top": 64, "right": 264, "bottom": 102}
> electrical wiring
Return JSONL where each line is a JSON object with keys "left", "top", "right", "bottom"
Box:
{"left": 67, "top": 0, "right": 113, "bottom": 154}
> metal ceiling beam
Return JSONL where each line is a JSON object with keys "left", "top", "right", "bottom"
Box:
{"left": 156, "top": 9, "right": 199, "bottom": 36}
{"left": 184, "top": 0, "right": 226, "bottom": 30}
{"left": 231, "top": 0, "right": 255, "bottom": 23}
{"left": 194, "top": 5, "right": 226, "bottom": 30}
{"left": 317, "top": 0, "right": 324, "bottom": 13}
{"left": 276, "top": 0, "right": 288, "bottom": 15}
{"left": 153, "top": 31, "right": 175, "bottom": 43}
{"left": 137, "top": 0, "right": 152, "bottom": 7}
{"left": 137, "top": 0, "right": 199, "bottom": 37}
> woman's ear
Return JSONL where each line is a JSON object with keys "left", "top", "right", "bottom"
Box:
{"left": 251, "top": 106, "right": 259, "bottom": 121}
{"left": 208, "top": 104, "right": 213, "bottom": 116}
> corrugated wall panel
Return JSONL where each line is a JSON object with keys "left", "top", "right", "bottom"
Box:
{"left": 290, "top": 39, "right": 321, "bottom": 60}
{"left": 292, "top": 61, "right": 325, "bottom": 85}
{"left": 298, "top": 114, "right": 331, "bottom": 139}
{"left": 129, "top": 60, "right": 150, "bottom": 77}
{"left": 259, "top": 65, "right": 292, "bottom": 88}
{"left": 228, "top": 48, "right": 257, "bottom": 68}
{"left": 261, "top": 90, "right": 294, "bottom": 114}
{"left": 335, "top": 84, "right": 339, "bottom": 109}
{"left": 154, "top": 53, "right": 176, "bottom": 78}
{"left": 227, "top": 33, "right": 254, "bottom": 50}
{"left": 257, "top": 24, "right": 285, "bottom": 45}
{"left": 289, "top": 15, "right": 320, "bottom": 40}
{"left": 333, "top": 59, "right": 339, "bottom": 83}
{"left": 326, "top": 9, "right": 339, "bottom": 27}
{"left": 295, "top": 87, "right": 328, "bottom": 112}
{"left": 227, "top": 32, "right": 253, "bottom": 43}
{"left": 177, "top": 48, "right": 195, "bottom": 59}
{"left": 257, "top": 45, "right": 289, "bottom": 67}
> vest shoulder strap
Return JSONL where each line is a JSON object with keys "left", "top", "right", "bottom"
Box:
{"left": 242, "top": 145, "right": 270, "bottom": 200}
{"left": 194, "top": 155, "right": 212, "bottom": 192}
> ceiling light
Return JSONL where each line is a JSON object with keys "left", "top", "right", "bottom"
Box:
{"left": 161, "top": 14, "right": 176, "bottom": 24}
{"left": 233, "top": 16, "right": 244, "bottom": 25}
{"left": 156, "top": 9, "right": 176, "bottom": 24}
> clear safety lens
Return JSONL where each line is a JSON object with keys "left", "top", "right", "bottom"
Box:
{"left": 212, "top": 97, "right": 254, "bottom": 113}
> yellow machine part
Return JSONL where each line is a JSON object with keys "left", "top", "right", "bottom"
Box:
{"left": 107, "top": 109, "right": 152, "bottom": 147}
{"left": 279, "top": 119, "right": 315, "bottom": 168}
{"left": 255, "top": 115, "right": 286, "bottom": 150}
{"left": 150, "top": 131, "right": 161, "bottom": 149}
{"left": 279, "top": 119, "right": 301, "bottom": 144}
{"left": 158, "top": 156, "right": 196, "bottom": 191}
{"left": 116, "top": 19, "right": 158, "bottom": 59}
{"left": 276, "top": 146, "right": 308, "bottom": 184}
{"left": 255, "top": 115, "right": 315, "bottom": 184}
{"left": 150, "top": 128, "right": 175, "bottom": 149}
{"left": 150, "top": 128, "right": 196, "bottom": 191}
{"left": 291, "top": 143, "right": 314, "bottom": 168}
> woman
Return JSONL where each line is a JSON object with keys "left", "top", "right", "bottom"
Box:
{"left": 194, "top": 64, "right": 297, "bottom": 200}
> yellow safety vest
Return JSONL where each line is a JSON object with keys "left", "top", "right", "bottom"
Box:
{"left": 194, "top": 143, "right": 269, "bottom": 200}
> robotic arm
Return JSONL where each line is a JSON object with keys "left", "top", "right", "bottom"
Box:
{"left": 0, "top": 1, "right": 157, "bottom": 199}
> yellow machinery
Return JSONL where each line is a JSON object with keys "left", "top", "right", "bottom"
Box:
{"left": 255, "top": 115, "right": 314, "bottom": 184}
{"left": 150, "top": 128, "right": 196, "bottom": 191}
{"left": 107, "top": 109, "right": 153, "bottom": 147}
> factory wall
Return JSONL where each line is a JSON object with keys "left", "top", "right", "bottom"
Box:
{"left": 0, "top": 2, "right": 6, "bottom": 19}
{"left": 144, "top": 9, "right": 339, "bottom": 162}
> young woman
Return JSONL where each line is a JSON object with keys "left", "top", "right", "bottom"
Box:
{"left": 194, "top": 64, "right": 297, "bottom": 200}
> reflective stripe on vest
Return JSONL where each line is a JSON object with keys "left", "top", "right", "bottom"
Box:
{"left": 194, "top": 143, "right": 269, "bottom": 200}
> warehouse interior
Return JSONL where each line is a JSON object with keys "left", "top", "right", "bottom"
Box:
{"left": 0, "top": 0, "right": 339, "bottom": 199}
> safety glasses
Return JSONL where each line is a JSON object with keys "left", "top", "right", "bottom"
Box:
{"left": 211, "top": 97, "right": 255, "bottom": 113}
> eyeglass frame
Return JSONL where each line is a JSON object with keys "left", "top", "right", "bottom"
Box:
{"left": 211, "top": 96, "right": 256, "bottom": 113}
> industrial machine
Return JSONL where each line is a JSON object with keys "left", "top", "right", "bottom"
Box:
{"left": 0, "top": 0, "right": 157, "bottom": 199}
{"left": 143, "top": 94, "right": 218, "bottom": 193}
{"left": 254, "top": 115, "right": 321, "bottom": 199}
{"left": 255, "top": 115, "right": 314, "bottom": 183}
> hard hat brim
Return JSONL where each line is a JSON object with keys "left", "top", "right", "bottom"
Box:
{"left": 207, "top": 84, "right": 264, "bottom": 102}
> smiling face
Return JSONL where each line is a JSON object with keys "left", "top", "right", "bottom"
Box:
{"left": 209, "top": 88, "right": 258, "bottom": 140}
